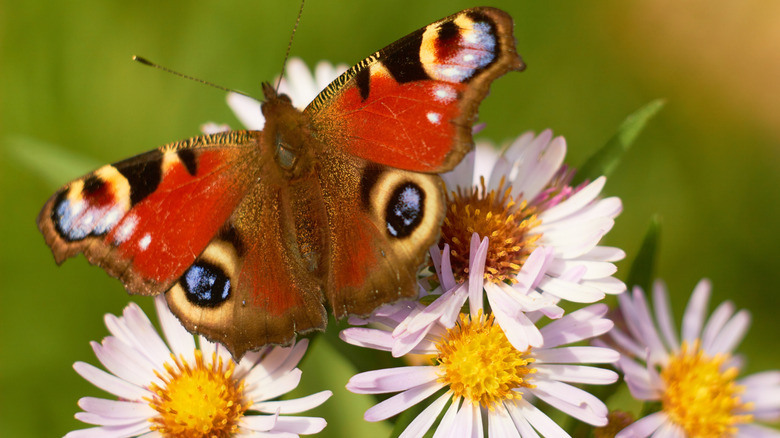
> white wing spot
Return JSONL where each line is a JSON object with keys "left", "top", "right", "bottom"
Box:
{"left": 433, "top": 85, "right": 457, "bottom": 103}
{"left": 427, "top": 112, "right": 442, "bottom": 124}
{"left": 139, "top": 233, "right": 152, "bottom": 251}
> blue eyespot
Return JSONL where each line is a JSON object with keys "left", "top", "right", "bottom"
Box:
{"left": 386, "top": 183, "right": 425, "bottom": 238}
{"left": 182, "top": 262, "right": 231, "bottom": 308}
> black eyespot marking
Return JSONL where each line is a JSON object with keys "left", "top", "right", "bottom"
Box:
{"left": 382, "top": 28, "right": 429, "bottom": 84}
{"left": 82, "top": 175, "right": 105, "bottom": 194}
{"left": 385, "top": 182, "right": 425, "bottom": 238}
{"left": 114, "top": 150, "right": 163, "bottom": 205}
{"left": 182, "top": 261, "right": 231, "bottom": 308}
{"left": 437, "top": 20, "right": 459, "bottom": 43}
{"left": 177, "top": 149, "right": 198, "bottom": 176}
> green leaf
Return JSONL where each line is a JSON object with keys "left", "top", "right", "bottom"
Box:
{"left": 576, "top": 99, "right": 665, "bottom": 184}
{"left": 627, "top": 216, "right": 661, "bottom": 293}
{"left": 4, "top": 136, "right": 99, "bottom": 187}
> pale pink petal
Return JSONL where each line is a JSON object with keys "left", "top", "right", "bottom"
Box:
{"left": 245, "top": 369, "right": 302, "bottom": 403}
{"left": 226, "top": 92, "right": 263, "bottom": 130}
{"left": 487, "top": 405, "right": 522, "bottom": 438}
{"left": 200, "top": 122, "right": 230, "bottom": 134}
{"left": 533, "top": 346, "right": 619, "bottom": 364}
{"left": 77, "top": 397, "right": 156, "bottom": 421}
{"left": 347, "top": 366, "right": 438, "bottom": 394}
{"left": 681, "top": 279, "right": 711, "bottom": 344}
{"left": 272, "top": 416, "right": 328, "bottom": 435}
{"left": 253, "top": 391, "right": 332, "bottom": 414}
{"left": 277, "top": 58, "right": 318, "bottom": 107}
{"left": 364, "top": 381, "right": 444, "bottom": 422}
{"left": 63, "top": 420, "right": 152, "bottom": 438}
{"left": 432, "top": 397, "right": 462, "bottom": 438}
{"left": 90, "top": 340, "right": 155, "bottom": 388}
{"left": 535, "top": 364, "right": 618, "bottom": 384}
{"left": 399, "top": 391, "right": 451, "bottom": 438}
{"left": 340, "top": 327, "right": 395, "bottom": 351}
{"left": 540, "top": 304, "right": 612, "bottom": 348}
{"left": 468, "top": 234, "right": 489, "bottom": 318}
{"left": 314, "top": 61, "right": 347, "bottom": 89}
{"left": 508, "top": 399, "right": 568, "bottom": 437}
{"left": 73, "top": 362, "right": 150, "bottom": 401}
{"left": 653, "top": 419, "right": 685, "bottom": 438}
{"left": 607, "top": 326, "right": 647, "bottom": 359}
{"left": 585, "top": 276, "right": 626, "bottom": 295}
{"left": 239, "top": 413, "right": 279, "bottom": 432}
{"left": 154, "top": 296, "right": 196, "bottom": 360}
{"left": 503, "top": 402, "right": 539, "bottom": 438}
{"left": 651, "top": 281, "right": 679, "bottom": 352}
{"left": 708, "top": 309, "right": 750, "bottom": 355}
{"left": 616, "top": 411, "right": 667, "bottom": 438}
{"left": 700, "top": 300, "right": 735, "bottom": 351}
{"left": 529, "top": 380, "right": 608, "bottom": 426}
{"left": 539, "top": 177, "right": 605, "bottom": 223}
{"left": 537, "top": 276, "right": 605, "bottom": 303}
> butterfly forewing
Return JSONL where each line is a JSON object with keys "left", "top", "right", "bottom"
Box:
{"left": 38, "top": 132, "right": 262, "bottom": 296}
{"left": 306, "top": 7, "right": 524, "bottom": 173}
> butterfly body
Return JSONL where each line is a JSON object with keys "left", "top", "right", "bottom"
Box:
{"left": 38, "top": 7, "right": 524, "bottom": 358}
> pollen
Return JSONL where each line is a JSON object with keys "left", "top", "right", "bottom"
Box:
{"left": 147, "top": 350, "right": 251, "bottom": 438}
{"left": 661, "top": 341, "right": 754, "bottom": 437}
{"left": 436, "top": 313, "right": 535, "bottom": 409}
{"left": 439, "top": 177, "right": 540, "bottom": 283}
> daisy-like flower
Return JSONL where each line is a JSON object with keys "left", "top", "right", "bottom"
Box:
{"left": 66, "top": 296, "right": 332, "bottom": 437}
{"left": 602, "top": 280, "right": 780, "bottom": 437}
{"left": 342, "top": 274, "right": 619, "bottom": 437}
{"left": 392, "top": 130, "right": 625, "bottom": 353}
{"left": 441, "top": 129, "right": 625, "bottom": 305}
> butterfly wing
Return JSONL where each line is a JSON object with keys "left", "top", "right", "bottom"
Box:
{"left": 317, "top": 149, "right": 445, "bottom": 319}
{"left": 37, "top": 131, "right": 262, "bottom": 296}
{"left": 305, "top": 7, "right": 524, "bottom": 173}
{"left": 165, "top": 168, "right": 328, "bottom": 357}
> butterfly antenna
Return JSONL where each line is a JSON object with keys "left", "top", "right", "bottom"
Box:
{"left": 132, "top": 55, "right": 258, "bottom": 100}
{"left": 275, "top": 0, "right": 306, "bottom": 92}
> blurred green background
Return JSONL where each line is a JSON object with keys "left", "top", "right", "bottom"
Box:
{"left": 2, "top": 0, "right": 779, "bottom": 436}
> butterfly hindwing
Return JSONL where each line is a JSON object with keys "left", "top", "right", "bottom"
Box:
{"left": 38, "top": 132, "right": 261, "bottom": 295}
{"left": 318, "top": 149, "right": 445, "bottom": 319}
{"left": 166, "top": 169, "right": 329, "bottom": 357}
{"left": 306, "top": 7, "right": 524, "bottom": 173}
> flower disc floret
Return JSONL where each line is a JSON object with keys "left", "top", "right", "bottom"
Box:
{"left": 147, "top": 350, "right": 251, "bottom": 437}
{"left": 440, "top": 177, "right": 540, "bottom": 284}
{"left": 436, "top": 313, "right": 536, "bottom": 408}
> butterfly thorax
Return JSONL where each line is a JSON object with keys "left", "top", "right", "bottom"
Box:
{"left": 260, "top": 82, "right": 318, "bottom": 179}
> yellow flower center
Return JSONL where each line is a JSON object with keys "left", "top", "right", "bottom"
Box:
{"left": 436, "top": 313, "right": 535, "bottom": 408}
{"left": 147, "top": 350, "right": 251, "bottom": 437}
{"left": 661, "top": 342, "right": 753, "bottom": 437}
{"left": 439, "top": 177, "right": 541, "bottom": 284}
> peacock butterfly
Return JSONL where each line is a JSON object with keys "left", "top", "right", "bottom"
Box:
{"left": 37, "top": 7, "right": 524, "bottom": 358}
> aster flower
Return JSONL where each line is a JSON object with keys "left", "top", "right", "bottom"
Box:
{"left": 66, "top": 295, "right": 332, "bottom": 437}
{"left": 342, "top": 277, "right": 619, "bottom": 437}
{"left": 440, "top": 129, "right": 625, "bottom": 304}
{"left": 391, "top": 130, "right": 625, "bottom": 354}
{"left": 601, "top": 280, "right": 780, "bottom": 437}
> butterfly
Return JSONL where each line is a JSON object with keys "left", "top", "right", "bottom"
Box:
{"left": 37, "top": 7, "right": 524, "bottom": 358}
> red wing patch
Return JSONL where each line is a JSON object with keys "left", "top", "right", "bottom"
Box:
{"left": 307, "top": 7, "right": 524, "bottom": 173}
